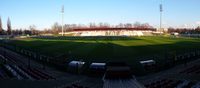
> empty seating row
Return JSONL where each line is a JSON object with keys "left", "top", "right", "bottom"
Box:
{"left": 144, "top": 79, "right": 182, "bottom": 88}
{"left": 175, "top": 51, "right": 200, "bottom": 62}
{"left": 18, "top": 66, "right": 55, "bottom": 80}
{"left": 1, "top": 63, "right": 54, "bottom": 80}
{"left": 0, "top": 53, "right": 55, "bottom": 80}
{"left": 65, "top": 83, "right": 89, "bottom": 88}
{"left": 4, "top": 54, "right": 27, "bottom": 67}
{"left": 3, "top": 64, "right": 23, "bottom": 79}
{"left": 29, "top": 68, "right": 55, "bottom": 80}
{"left": 0, "top": 67, "right": 9, "bottom": 79}
{"left": 144, "top": 79, "right": 200, "bottom": 88}
{"left": 10, "top": 65, "right": 33, "bottom": 80}
{"left": 179, "top": 65, "right": 200, "bottom": 74}
{"left": 19, "top": 66, "right": 41, "bottom": 80}
{"left": 103, "top": 78, "right": 144, "bottom": 88}
{"left": 192, "top": 82, "right": 200, "bottom": 88}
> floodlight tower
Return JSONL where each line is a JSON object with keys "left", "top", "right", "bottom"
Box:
{"left": 159, "top": 0, "right": 163, "bottom": 32}
{"left": 61, "top": 5, "right": 64, "bottom": 36}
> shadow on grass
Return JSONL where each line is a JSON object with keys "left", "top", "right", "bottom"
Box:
{"left": 32, "top": 36, "right": 142, "bottom": 41}
{"left": 6, "top": 38, "right": 200, "bottom": 75}
{"left": 9, "top": 39, "right": 200, "bottom": 62}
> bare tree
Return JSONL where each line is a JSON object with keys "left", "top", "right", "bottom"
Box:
{"left": 141, "top": 23, "right": 152, "bottom": 28}
{"left": 89, "top": 23, "right": 93, "bottom": 28}
{"left": 103, "top": 23, "right": 110, "bottom": 28}
{"left": 7, "top": 17, "right": 12, "bottom": 35}
{"left": 119, "top": 23, "right": 124, "bottom": 28}
{"left": 133, "top": 22, "right": 141, "bottom": 28}
{"left": 99, "top": 22, "right": 104, "bottom": 27}
{"left": 29, "top": 25, "right": 37, "bottom": 35}
{"left": 51, "top": 22, "right": 60, "bottom": 34}
{"left": 89, "top": 23, "right": 97, "bottom": 28}
{"left": 0, "top": 16, "right": 3, "bottom": 34}
{"left": 124, "top": 23, "right": 132, "bottom": 28}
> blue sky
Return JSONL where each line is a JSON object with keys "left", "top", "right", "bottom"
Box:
{"left": 0, "top": 0, "right": 200, "bottom": 30}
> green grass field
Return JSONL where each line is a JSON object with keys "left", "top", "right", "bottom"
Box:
{"left": 5, "top": 36, "right": 200, "bottom": 75}
{"left": 10, "top": 36, "right": 200, "bottom": 62}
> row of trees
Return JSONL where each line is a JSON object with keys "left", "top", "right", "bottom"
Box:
{"left": 2, "top": 16, "right": 200, "bottom": 36}
{"left": 0, "top": 18, "right": 154, "bottom": 35}
{"left": 0, "top": 17, "right": 40, "bottom": 36}
{"left": 9, "top": 28, "right": 40, "bottom": 36}
{"left": 45, "top": 22, "right": 153, "bottom": 34}
{"left": 168, "top": 26, "right": 200, "bottom": 34}
{"left": 0, "top": 17, "right": 11, "bottom": 35}
{"left": 88, "top": 22, "right": 152, "bottom": 28}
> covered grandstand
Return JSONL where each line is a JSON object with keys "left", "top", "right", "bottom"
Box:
{"left": 59, "top": 28, "right": 156, "bottom": 36}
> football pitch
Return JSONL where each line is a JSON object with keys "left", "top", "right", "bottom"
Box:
{"left": 9, "top": 36, "right": 200, "bottom": 61}
{"left": 4, "top": 36, "right": 200, "bottom": 74}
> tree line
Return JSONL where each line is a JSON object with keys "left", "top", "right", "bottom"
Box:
{"left": 0, "top": 16, "right": 154, "bottom": 35}
{"left": 42, "top": 22, "right": 153, "bottom": 34}
{"left": 3, "top": 15, "right": 200, "bottom": 36}
{"left": 168, "top": 27, "right": 200, "bottom": 34}
{"left": 0, "top": 17, "right": 11, "bottom": 35}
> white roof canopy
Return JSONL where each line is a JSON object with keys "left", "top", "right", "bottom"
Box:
{"left": 140, "top": 60, "right": 155, "bottom": 64}
{"left": 68, "top": 61, "right": 85, "bottom": 67}
{"left": 90, "top": 63, "right": 106, "bottom": 69}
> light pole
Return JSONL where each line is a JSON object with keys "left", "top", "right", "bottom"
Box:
{"left": 61, "top": 5, "right": 64, "bottom": 36}
{"left": 160, "top": 0, "right": 163, "bottom": 33}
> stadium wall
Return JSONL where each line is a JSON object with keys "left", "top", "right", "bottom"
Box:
{"left": 59, "top": 30, "right": 154, "bottom": 36}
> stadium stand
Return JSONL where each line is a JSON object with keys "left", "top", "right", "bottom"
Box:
{"left": 0, "top": 63, "right": 55, "bottom": 80}
{"left": 102, "top": 62, "right": 145, "bottom": 88}
{"left": 58, "top": 27, "right": 155, "bottom": 36}
{"left": 3, "top": 64, "right": 23, "bottom": 79}
{"left": 179, "top": 64, "right": 200, "bottom": 74}
{"left": 0, "top": 52, "right": 55, "bottom": 80}
{"left": 2, "top": 34, "right": 200, "bottom": 88}
{"left": 103, "top": 78, "right": 145, "bottom": 88}
{"left": 144, "top": 78, "right": 200, "bottom": 88}
{"left": 70, "top": 30, "right": 151, "bottom": 36}
{"left": 0, "top": 66, "right": 9, "bottom": 79}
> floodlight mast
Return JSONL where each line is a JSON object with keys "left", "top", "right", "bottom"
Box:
{"left": 61, "top": 5, "right": 64, "bottom": 36}
{"left": 160, "top": 0, "right": 163, "bottom": 32}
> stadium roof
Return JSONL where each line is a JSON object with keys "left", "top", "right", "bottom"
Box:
{"left": 72, "top": 27, "right": 155, "bottom": 31}
{"left": 140, "top": 60, "right": 155, "bottom": 64}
